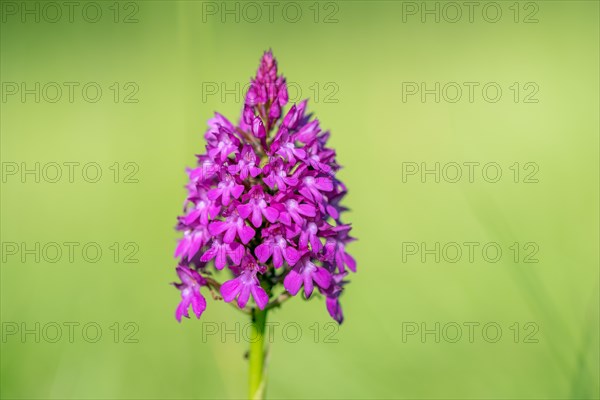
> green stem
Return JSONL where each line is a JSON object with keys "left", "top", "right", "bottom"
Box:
{"left": 249, "top": 308, "right": 268, "bottom": 400}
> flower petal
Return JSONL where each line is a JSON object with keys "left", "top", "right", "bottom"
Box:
{"left": 272, "top": 246, "right": 283, "bottom": 268}
{"left": 208, "top": 221, "right": 228, "bottom": 236}
{"left": 251, "top": 285, "right": 269, "bottom": 310}
{"left": 315, "top": 177, "right": 333, "bottom": 191}
{"left": 251, "top": 207, "right": 263, "bottom": 228}
{"left": 191, "top": 291, "right": 207, "bottom": 318}
{"left": 255, "top": 243, "right": 272, "bottom": 263}
{"left": 237, "top": 203, "right": 253, "bottom": 219}
{"left": 344, "top": 253, "right": 357, "bottom": 272}
{"left": 284, "top": 269, "right": 303, "bottom": 296}
{"left": 232, "top": 184, "right": 245, "bottom": 199}
{"left": 239, "top": 225, "right": 256, "bottom": 244}
{"left": 278, "top": 211, "right": 292, "bottom": 226}
{"left": 262, "top": 207, "right": 279, "bottom": 223}
{"left": 313, "top": 267, "right": 332, "bottom": 290}
{"left": 220, "top": 278, "right": 241, "bottom": 303}
{"left": 298, "top": 204, "right": 316, "bottom": 217}
{"left": 229, "top": 243, "right": 244, "bottom": 265}
{"left": 326, "top": 297, "right": 343, "bottom": 324}
{"left": 237, "top": 284, "right": 251, "bottom": 309}
{"left": 200, "top": 246, "right": 217, "bottom": 263}
{"left": 284, "top": 247, "right": 300, "bottom": 266}
{"left": 304, "top": 274, "right": 314, "bottom": 298}
{"left": 176, "top": 299, "right": 190, "bottom": 322}
{"left": 214, "top": 246, "right": 226, "bottom": 270}
{"left": 223, "top": 225, "right": 237, "bottom": 244}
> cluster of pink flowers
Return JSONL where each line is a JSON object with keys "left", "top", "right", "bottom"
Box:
{"left": 173, "top": 51, "right": 356, "bottom": 324}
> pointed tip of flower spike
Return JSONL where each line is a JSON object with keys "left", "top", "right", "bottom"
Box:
{"left": 256, "top": 50, "right": 277, "bottom": 81}
{"left": 261, "top": 49, "right": 275, "bottom": 67}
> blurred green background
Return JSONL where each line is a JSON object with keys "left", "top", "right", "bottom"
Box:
{"left": 1, "top": 1, "right": 598, "bottom": 399}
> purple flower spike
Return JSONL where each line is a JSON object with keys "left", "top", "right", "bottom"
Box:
{"left": 174, "top": 266, "right": 207, "bottom": 322}
{"left": 173, "top": 51, "right": 356, "bottom": 323}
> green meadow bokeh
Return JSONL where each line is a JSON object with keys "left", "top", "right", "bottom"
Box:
{"left": 1, "top": 1, "right": 598, "bottom": 399}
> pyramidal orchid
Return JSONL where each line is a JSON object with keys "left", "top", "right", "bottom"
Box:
{"left": 172, "top": 51, "right": 356, "bottom": 399}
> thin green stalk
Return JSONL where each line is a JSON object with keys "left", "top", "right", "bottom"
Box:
{"left": 248, "top": 308, "right": 268, "bottom": 400}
